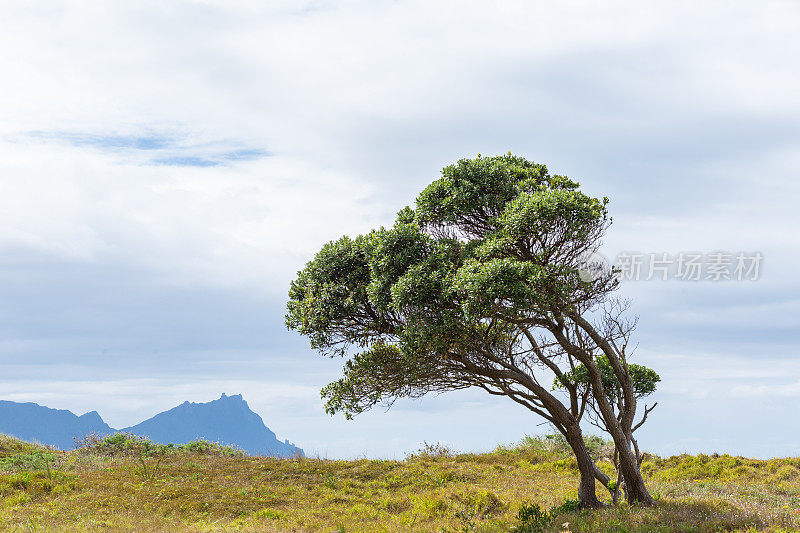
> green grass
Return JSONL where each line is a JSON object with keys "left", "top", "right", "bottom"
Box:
{"left": 0, "top": 433, "right": 798, "bottom": 532}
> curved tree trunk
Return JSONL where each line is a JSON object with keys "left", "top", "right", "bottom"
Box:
{"left": 502, "top": 356, "right": 607, "bottom": 509}
{"left": 617, "top": 441, "right": 653, "bottom": 504}
{"left": 561, "top": 312, "right": 655, "bottom": 505}
{"left": 590, "top": 433, "right": 650, "bottom": 505}
{"left": 563, "top": 424, "right": 603, "bottom": 509}
{"left": 607, "top": 429, "right": 653, "bottom": 505}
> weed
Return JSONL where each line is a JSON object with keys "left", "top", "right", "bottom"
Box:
{"left": 0, "top": 451, "right": 57, "bottom": 474}
{"left": 410, "top": 441, "right": 455, "bottom": 459}
{"left": 512, "top": 502, "right": 550, "bottom": 533}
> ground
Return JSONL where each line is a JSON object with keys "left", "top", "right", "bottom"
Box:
{"left": 1, "top": 433, "right": 799, "bottom": 532}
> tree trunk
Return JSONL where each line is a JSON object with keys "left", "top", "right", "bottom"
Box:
{"left": 614, "top": 437, "right": 654, "bottom": 505}
{"left": 559, "top": 311, "right": 655, "bottom": 505}
{"left": 556, "top": 326, "right": 654, "bottom": 505}
{"left": 563, "top": 424, "right": 603, "bottom": 509}
{"left": 505, "top": 360, "right": 607, "bottom": 509}
{"left": 620, "top": 460, "right": 653, "bottom": 504}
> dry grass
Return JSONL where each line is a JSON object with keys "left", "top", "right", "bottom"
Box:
{"left": 1, "top": 433, "right": 798, "bottom": 532}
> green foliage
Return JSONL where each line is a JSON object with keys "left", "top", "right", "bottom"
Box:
{"left": 414, "top": 154, "right": 579, "bottom": 232}
{"left": 254, "top": 508, "right": 284, "bottom": 520}
{"left": 642, "top": 453, "right": 800, "bottom": 485}
{"left": 0, "top": 470, "right": 78, "bottom": 502}
{"left": 179, "top": 439, "right": 241, "bottom": 456}
{"left": 553, "top": 354, "right": 660, "bottom": 402}
{"left": 512, "top": 499, "right": 582, "bottom": 532}
{"left": 550, "top": 498, "right": 582, "bottom": 515}
{"left": 512, "top": 502, "right": 550, "bottom": 533}
{"left": 0, "top": 451, "right": 56, "bottom": 474}
{"left": 285, "top": 234, "right": 376, "bottom": 357}
{"left": 286, "top": 154, "right": 613, "bottom": 419}
{"left": 77, "top": 433, "right": 241, "bottom": 458}
{"left": 508, "top": 434, "right": 613, "bottom": 464}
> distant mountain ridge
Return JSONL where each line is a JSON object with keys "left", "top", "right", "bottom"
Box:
{"left": 0, "top": 394, "right": 303, "bottom": 458}
{"left": 0, "top": 401, "right": 114, "bottom": 451}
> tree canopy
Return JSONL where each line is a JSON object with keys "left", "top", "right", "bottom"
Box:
{"left": 287, "top": 154, "right": 656, "bottom": 506}
{"left": 554, "top": 355, "right": 660, "bottom": 403}
{"left": 287, "top": 155, "right": 610, "bottom": 417}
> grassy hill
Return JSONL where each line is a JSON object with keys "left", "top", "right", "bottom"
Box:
{"left": 1, "top": 433, "right": 799, "bottom": 532}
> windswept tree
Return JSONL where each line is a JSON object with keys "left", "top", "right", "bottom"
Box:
{"left": 287, "top": 154, "right": 656, "bottom": 507}
{"left": 553, "top": 311, "right": 660, "bottom": 503}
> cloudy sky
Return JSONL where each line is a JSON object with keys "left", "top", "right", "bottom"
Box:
{"left": 1, "top": 1, "right": 799, "bottom": 459}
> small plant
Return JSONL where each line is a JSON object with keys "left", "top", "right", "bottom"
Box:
{"left": 512, "top": 502, "right": 551, "bottom": 533}
{"left": 43, "top": 454, "right": 52, "bottom": 480}
{"left": 549, "top": 498, "right": 581, "bottom": 516}
{"left": 76, "top": 433, "right": 241, "bottom": 458}
{"left": 452, "top": 508, "right": 477, "bottom": 531}
{"left": 324, "top": 474, "right": 337, "bottom": 489}
{"left": 0, "top": 451, "right": 57, "bottom": 474}
{"left": 254, "top": 508, "right": 283, "bottom": 520}
{"left": 410, "top": 441, "right": 454, "bottom": 459}
{"left": 512, "top": 499, "right": 582, "bottom": 533}
{"left": 135, "top": 450, "right": 164, "bottom": 482}
{"left": 178, "top": 439, "right": 241, "bottom": 456}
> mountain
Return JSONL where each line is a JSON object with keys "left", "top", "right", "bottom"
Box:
{"left": 0, "top": 400, "right": 113, "bottom": 450}
{"left": 122, "top": 393, "right": 303, "bottom": 458}
{"left": 0, "top": 394, "right": 303, "bottom": 458}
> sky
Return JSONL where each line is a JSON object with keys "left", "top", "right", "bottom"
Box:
{"left": 1, "top": 0, "right": 799, "bottom": 459}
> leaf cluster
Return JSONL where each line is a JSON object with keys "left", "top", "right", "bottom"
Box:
{"left": 286, "top": 154, "right": 619, "bottom": 419}
{"left": 553, "top": 355, "right": 660, "bottom": 402}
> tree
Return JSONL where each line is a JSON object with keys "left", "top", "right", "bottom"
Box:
{"left": 286, "top": 154, "right": 655, "bottom": 507}
{"left": 553, "top": 320, "right": 660, "bottom": 503}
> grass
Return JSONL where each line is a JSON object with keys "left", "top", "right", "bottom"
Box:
{"left": 0, "top": 433, "right": 798, "bottom": 532}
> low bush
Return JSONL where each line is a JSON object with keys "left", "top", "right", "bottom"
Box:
{"left": 75, "top": 433, "right": 241, "bottom": 458}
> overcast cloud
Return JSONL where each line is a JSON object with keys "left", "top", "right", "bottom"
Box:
{"left": 1, "top": 0, "right": 799, "bottom": 458}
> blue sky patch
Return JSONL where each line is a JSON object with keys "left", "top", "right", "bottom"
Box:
{"left": 30, "top": 131, "right": 171, "bottom": 150}
{"left": 26, "top": 130, "right": 269, "bottom": 167}
{"left": 222, "top": 149, "right": 271, "bottom": 161}
{"left": 151, "top": 156, "right": 219, "bottom": 167}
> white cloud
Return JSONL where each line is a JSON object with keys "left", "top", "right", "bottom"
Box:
{"left": 0, "top": 139, "right": 379, "bottom": 292}
{"left": 1, "top": 0, "right": 800, "bottom": 458}
{"left": 1, "top": 0, "right": 798, "bottom": 288}
{"left": 730, "top": 381, "right": 800, "bottom": 398}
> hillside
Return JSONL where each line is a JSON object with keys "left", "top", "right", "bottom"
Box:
{"left": 121, "top": 394, "right": 303, "bottom": 458}
{"left": 0, "top": 401, "right": 113, "bottom": 450}
{"left": 0, "top": 394, "right": 303, "bottom": 458}
{"left": 1, "top": 433, "right": 798, "bottom": 532}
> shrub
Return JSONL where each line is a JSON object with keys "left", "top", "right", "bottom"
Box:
{"left": 510, "top": 433, "right": 614, "bottom": 462}
{"left": 0, "top": 450, "right": 57, "bottom": 474}
{"left": 76, "top": 433, "right": 164, "bottom": 457}
{"left": 409, "top": 441, "right": 454, "bottom": 459}
{"left": 511, "top": 499, "right": 582, "bottom": 533}
{"left": 512, "top": 502, "right": 550, "bottom": 533}
{"left": 178, "top": 440, "right": 241, "bottom": 456}
{"left": 549, "top": 498, "right": 581, "bottom": 516}
{"left": 76, "top": 433, "right": 241, "bottom": 458}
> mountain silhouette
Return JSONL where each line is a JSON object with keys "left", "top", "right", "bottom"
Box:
{"left": 0, "top": 394, "right": 303, "bottom": 458}
{"left": 122, "top": 393, "right": 302, "bottom": 457}
{"left": 0, "top": 400, "right": 113, "bottom": 450}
